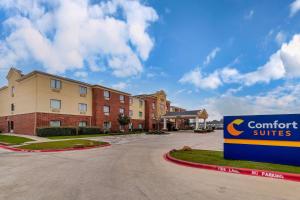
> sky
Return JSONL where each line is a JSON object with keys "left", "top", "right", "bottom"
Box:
{"left": 1, "top": 0, "right": 300, "bottom": 120}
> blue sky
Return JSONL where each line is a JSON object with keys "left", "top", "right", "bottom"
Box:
{"left": 1, "top": 0, "right": 300, "bottom": 120}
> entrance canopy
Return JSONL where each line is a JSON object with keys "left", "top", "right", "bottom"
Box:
{"left": 162, "top": 109, "right": 208, "bottom": 119}
{"left": 162, "top": 109, "right": 208, "bottom": 130}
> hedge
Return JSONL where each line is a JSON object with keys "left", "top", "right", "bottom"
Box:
{"left": 37, "top": 127, "right": 77, "bottom": 137}
{"left": 194, "top": 129, "right": 214, "bottom": 133}
{"left": 78, "top": 127, "right": 102, "bottom": 135}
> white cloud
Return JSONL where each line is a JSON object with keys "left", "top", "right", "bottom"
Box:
{"left": 180, "top": 34, "right": 300, "bottom": 89}
{"left": 203, "top": 47, "right": 220, "bottom": 66}
{"left": 244, "top": 10, "right": 254, "bottom": 20}
{"left": 0, "top": 0, "right": 158, "bottom": 77}
{"left": 290, "top": 0, "right": 300, "bottom": 17}
{"left": 74, "top": 71, "right": 88, "bottom": 79}
{"left": 179, "top": 67, "right": 222, "bottom": 89}
{"left": 275, "top": 31, "right": 287, "bottom": 45}
{"left": 111, "top": 82, "right": 128, "bottom": 90}
{"left": 203, "top": 82, "right": 300, "bottom": 120}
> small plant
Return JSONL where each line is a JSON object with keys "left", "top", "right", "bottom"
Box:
{"left": 118, "top": 114, "right": 130, "bottom": 131}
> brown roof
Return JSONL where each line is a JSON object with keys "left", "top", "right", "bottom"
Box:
{"left": 15, "top": 70, "right": 131, "bottom": 95}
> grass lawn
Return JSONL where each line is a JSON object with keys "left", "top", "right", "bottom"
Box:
{"left": 47, "top": 132, "right": 144, "bottom": 139}
{"left": 0, "top": 135, "right": 34, "bottom": 145}
{"left": 18, "top": 139, "right": 108, "bottom": 150}
{"left": 170, "top": 149, "right": 300, "bottom": 174}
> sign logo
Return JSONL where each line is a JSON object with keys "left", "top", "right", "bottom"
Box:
{"left": 227, "top": 119, "right": 244, "bottom": 136}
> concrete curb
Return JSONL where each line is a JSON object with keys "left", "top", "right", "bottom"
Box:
{"left": 0, "top": 143, "right": 111, "bottom": 153}
{"left": 164, "top": 152, "right": 300, "bottom": 182}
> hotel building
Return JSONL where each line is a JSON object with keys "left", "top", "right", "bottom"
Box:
{"left": 0, "top": 68, "right": 178, "bottom": 135}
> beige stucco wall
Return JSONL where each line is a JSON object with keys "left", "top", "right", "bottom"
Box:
{"left": 0, "top": 70, "right": 37, "bottom": 116}
{"left": 36, "top": 74, "right": 92, "bottom": 116}
{"left": 154, "top": 90, "right": 167, "bottom": 119}
{"left": 0, "top": 70, "right": 93, "bottom": 117}
{"left": 129, "top": 97, "right": 145, "bottom": 120}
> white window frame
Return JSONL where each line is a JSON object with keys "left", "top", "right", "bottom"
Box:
{"left": 119, "top": 108, "right": 125, "bottom": 114}
{"left": 139, "top": 100, "right": 143, "bottom": 108}
{"left": 79, "top": 103, "right": 87, "bottom": 113}
{"left": 120, "top": 95, "right": 125, "bottom": 103}
{"left": 152, "top": 102, "right": 155, "bottom": 109}
{"left": 50, "top": 79, "right": 61, "bottom": 90}
{"left": 11, "top": 86, "right": 15, "bottom": 97}
{"left": 103, "top": 106, "right": 110, "bottom": 115}
{"left": 80, "top": 86, "right": 87, "bottom": 96}
{"left": 50, "top": 99, "right": 61, "bottom": 110}
{"left": 50, "top": 120, "right": 61, "bottom": 127}
{"left": 139, "top": 111, "right": 143, "bottom": 118}
{"left": 138, "top": 124, "right": 143, "bottom": 129}
{"left": 103, "top": 121, "right": 111, "bottom": 130}
{"left": 129, "top": 110, "right": 133, "bottom": 117}
{"left": 104, "top": 90, "right": 110, "bottom": 100}
{"left": 79, "top": 121, "right": 87, "bottom": 127}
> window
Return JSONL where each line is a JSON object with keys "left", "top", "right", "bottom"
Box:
{"left": 103, "top": 106, "right": 110, "bottom": 115}
{"left": 104, "top": 90, "right": 110, "bottom": 100}
{"left": 11, "top": 86, "right": 15, "bottom": 97}
{"left": 139, "top": 111, "right": 143, "bottom": 118}
{"left": 79, "top": 121, "right": 87, "bottom": 127}
{"left": 11, "top": 103, "right": 15, "bottom": 112}
{"left": 129, "top": 123, "right": 133, "bottom": 130}
{"left": 139, "top": 100, "right": 143, "bottom": 107}
{"left": 119, "top": 108, "right": 125, "bottom": 114}
{"left": 138, "top": 124, "right": 143, "bottom": 129}
{"left": 120, "top": 95, "right": 125, "bottom": 103}
{"left": 152, "top": 113, "right": 155, "bottom": 119}
{"left": 80, "top": 86, "right": 87, "bottom": 96}
{"left": 50, "top": 121, "right": 61, "bottom": 127}
{"left": 129, "top": 98, "right": 133, "bottom": 104}
{"left": 79, "top": 103, "right": 87, "bottom": 113}
{"left": 103, "top": 121, "right": 111, "bottom": 130}
{"left": 129, "top": 110, "right": 133, "bottom": 117}
{"left": 152, "top": 102, "right": 155, "bottom": 109}
{"left": 50, "top": 79, "right": 61, "bottom": 90}
{"left": 50, "top": 99, "right": 61, "bottom": 110}
{"left": 160, "top": 103, "right": 164, "bottom": 111}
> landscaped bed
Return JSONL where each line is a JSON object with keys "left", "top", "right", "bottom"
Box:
{"left": 0, "top": 135, "right": 34, "bottom": 145}
{"left": 170, "top": 149, "right": 300, "bottom": 174}
{"left": 18, "top": 139, "right": 108, "bottom": 150}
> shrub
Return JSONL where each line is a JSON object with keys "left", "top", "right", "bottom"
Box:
{"left": 37, "top": 127, "right": 77, "bottom": 137}
{"left": 78, "top": 127, "right": 102, "bottom": 135}
{"left": 194, "top": 129, "right": 214, "bottom": 134}
{"left": 130, "top": 128, "right": 144, "bottom": 133}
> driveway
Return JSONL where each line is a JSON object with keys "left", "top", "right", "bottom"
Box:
{"left": 0, "top": 130, "right": 298, "bottom": 200}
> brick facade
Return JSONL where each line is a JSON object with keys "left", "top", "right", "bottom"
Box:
{"left": 144, "top": 96, "right": 157, "bottom": 131}
{"left": 92, "top": 87, "right": 130, "bottom": 132}
{"left": 36, "top": 113, "right": 92, "bottom": 128}
{"left": 0, "top": 113, "right": 36, "bottom": 135}
{"left": 131, "top": 119, "right": 145, "bottom": 130}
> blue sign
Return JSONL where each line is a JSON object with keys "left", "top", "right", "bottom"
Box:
{"left": 224, "top": 114, "right": 300, "bottom": 166}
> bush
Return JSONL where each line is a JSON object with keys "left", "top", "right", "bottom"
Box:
{"left": 194, "top": 129, "right": 214, "bottom": 134}
{"left": 37, "top": 127, "right": 77, "bottom": 137}
{"left": 130, "top": 128, "right": 144, "bottom": 133}
{"left": 146, "top": 130, "right": 169, "bottom": 135}
{"left": 78, "top": 127, "right": 102, "bottom": 135}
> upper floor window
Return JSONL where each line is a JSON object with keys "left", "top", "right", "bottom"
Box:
{"left": 104, "top": 90, "right": 110, "bottom": 100}
{"left": 103, "top": 105, "right": 110, "bottom": 115}
{"left": 79, "top": 121, "right": 87, "bottom": 127}
{"left": 11, "top": 86, "right": 15, "bottom": 97}
{"left": 50, "top": 79, "right": 61, "bottom": 90}
{"left": 139, "top": 111, "right": 143, "bottom": 118}
{"left": 50, "top": 99, "right": 61, "bottom": 110}
{"left": 139, "top": 100, "right": 143, "bottom": 107}
{"left": 80, "top": 86, "right": 87, "bottom": 96}
{"left": 129, "top": 110, "right": 133, "bottom": 117}
{"left": 120, "top": 95, "right": 125, "bottom": 103}
{"left": 160, "top": 103, "right": 165, "bottom": 111}
{"left": 152, "top": 113, "right": 155, "bottom": 119}
{"left": 129, "top": 97, "right": 133, "bottom": 104}
{"left": 79, "top": 103, "right": 87, "bottom": 113}
{"left": 119, "top": 108, "right": 125, "bottom": 114}
{"left": 11, "top": 103, "right": 15, "bottom": 111}
{"left": 50, "top": 120, "right": 61, "bottom": 127}
{"left": 152, "top": 102, "right": 155, "bottom": 109}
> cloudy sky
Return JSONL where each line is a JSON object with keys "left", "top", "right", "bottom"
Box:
{"left": 1, "top": 0, "right": 300, "bottom": 120}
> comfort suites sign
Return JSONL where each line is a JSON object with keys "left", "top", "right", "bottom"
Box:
{"left": 224, "top": 114, "right": 300, "bottom": 166}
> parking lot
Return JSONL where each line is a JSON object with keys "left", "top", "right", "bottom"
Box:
{"left": 0, "top": 130, "right": 299, "bottom": 200}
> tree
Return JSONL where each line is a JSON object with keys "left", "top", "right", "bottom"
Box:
{"left": 118, "top": 114, "right": 131, "bottom": 131}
